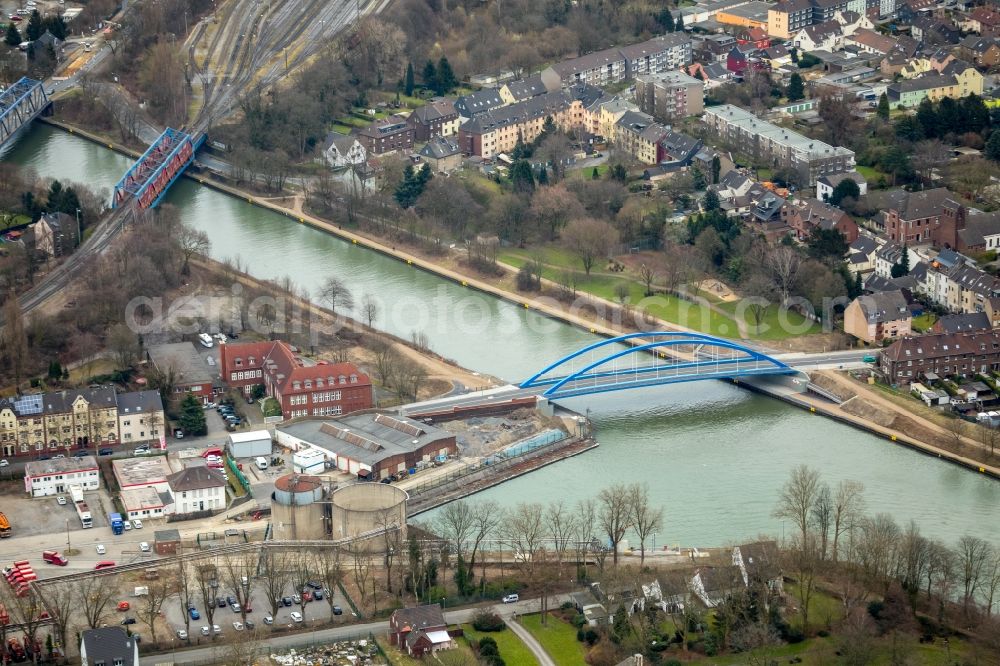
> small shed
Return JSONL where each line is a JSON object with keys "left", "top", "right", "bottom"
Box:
{"left": 227, "top": 430, "right": 272, "bottom": 459}
{"left": 292, "top": 447, "right": 326, "bottom": 475}
{"left": 153, "top": 528, "right": 181, "bottom": 556}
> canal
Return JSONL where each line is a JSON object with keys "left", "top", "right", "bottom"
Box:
{"left": 6, "top": 124, "right": 999, "bottom": 548}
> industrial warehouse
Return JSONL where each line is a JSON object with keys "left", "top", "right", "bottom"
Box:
{"left": 274, "top": 413, "right": 457, "bottom": 480}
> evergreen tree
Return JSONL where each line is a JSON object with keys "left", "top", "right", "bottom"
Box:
{"left": 703, "top": 188, "right": 721, "bottom": 212}
{"left": 790, "top": 47, "right": 799, "bottom": 64}
{"left": 5, "top": 22, "right": 21, "bottom": 47}
{"left": 961, "top": 93, "right": 989, "bottom": 134}
{"left": 47, "top": 360, "right": 62, "bottom": 380}
{"left": 711, "top": 155, "right": 721, "bottom": 184}
{"left": 178, "top": 394, "right": 207, "bottom": 436}
{"left": 787, "top": 73, "right": 804, "bottom": 101}
{"left": 42, "top": 15, "right": 67, "bottom": 40}
{"left": 510, "top": 160, "right": 535, "bottom": 194}
{"left": 537, "top": 164, "right": 549, "bottom": 185}
{"left": 436, "top": 56, "right": 457, "bottom": 94}
{"left": 592, "top": 167, "right": 600, "bottom": 180}
{"left": 422, "top": 60, "right": 437, "bottom": 90}
{"left": 986, "top": 130, "right": 1000, "bottom": 162}
{"left": 26, "top": 10, "right": 42, "bottom": 41}
{"left": 659, "top": 8, "right": 675, "bottom": 32}
{"left": 829, "top": 178, "right": 860, "bottom": 207}
{"left": 876, "top": 92, "right": 890, "bottom": 120}
{"left": 901, "top": 242, "right": 910, "bottom": 274}
{"left": 852, "top": 271, "right": 863, "bottom": 299}
{"left": 691, "top": 164, "right": 707, "bottom": 190}
{"left": 916, "top": 98, "right": 938, "bottom": 139}
{"left": 675, "top": 11, "right": 684, "bottom": 31}
{"left": 404, "top": 62, "right": 415, "bottom": 96}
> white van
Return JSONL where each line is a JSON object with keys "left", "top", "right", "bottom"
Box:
{"left": 254, "top": 457, "right": 268, "bottom": 471}
{"left": 198, "top": 333, "right": 214, "bottom": 348}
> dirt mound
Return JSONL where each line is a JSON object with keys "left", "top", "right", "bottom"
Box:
{"left": 840, "top": 397, "right": 949, "bottom": 448}
{"left": 811, "top": 373, "right": 858, "bottom": 402}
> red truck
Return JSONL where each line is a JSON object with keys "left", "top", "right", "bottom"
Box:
{"left": 41, "top": 551, "right": 68, "bottom": 566}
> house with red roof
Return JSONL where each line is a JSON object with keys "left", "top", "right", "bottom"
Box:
{"left": 388, "top": 606, "right": 454, "bottom": 658}
{"left": 219, "top": 340, "right": 373, "bottom": 419}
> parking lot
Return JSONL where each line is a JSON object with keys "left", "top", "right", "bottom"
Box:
{"left": 160, "top": 577, "right": 354, "bottom": 642}
{"left": 0, "top": 481, "right": 119, "bottom": 537}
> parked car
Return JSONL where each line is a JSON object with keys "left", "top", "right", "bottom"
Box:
{"left": 226, "top": 595, "right": 236, "bottom": 606}
{"left": 281, "top": 596, "right": 293, "bottom": 607}
{"left": 502, "top": 593, "right": 519, "bottom": 604}
{"left": 120, "top": 617, "right": 136, "bottom": 625}
{"left": 122, "top": 521, "right": 132, "bottom": 531}
{"left": 117, "top": 601, "right": 130, "bottom": 612}
{"left": 133, "top": 446, "right": 150, "bottom": 456}
{"left": 332, "top": 605, "right": 343, "bottom": 615}
{"left": 232, "top": 621, "right": 244, "bottom": 631}
{"left": 188, "top": 607, "right": 200, "bottom": 621}
{"left": 200, "top": 626, "right": 211, "bottom": 636}
{"left": 301, "top": 590, "right": 312, "bottom": 602}
{"left": 176, "top": 629, "right": 188, "bottom": 640}
{"left": 139, "top": 542, "right": 150, "bottom": 552}
{"left": 0, "top": 459, "right": 8, "bottom": 467}
{"left": 56, "top": 496, "right": 66, "bottom": 506}
{"left": 132, "top": 519, "right": 143, "bottom": 529}
{"left": 289, "top": 611, "right": 303, "bottom": 623}
{"left": 98, "top": 448, "right": 114, "bottom": 456}
{"left": 306, "top": 581, "right": 323, "bottom": 590}
{"left": 73, "top": 451, "right": 89, "bottom": 458}
{"left": 216, "top": 597, "right": 226, "bottom": 608}
{"left": 263, "top": 615, "right": 273, "bottom": 625}
{"left": 213, "top": 624, "right": 222, "bottom": 635}
{"left": 95, "top": 544, "right": 106, "bottom": 555}
{"left": 313, "top": 589, "right": 323, "bottom": 601}
{"left": 292, "top": 594, "right": 301, "bottom": 605}
{"left": 94, "top": 561, "right": 116, "bottom": 570}
{"left": 245, "top": 620, "right": 255, "bottom": 630}
{"left": 230, "top": 603, "right": 241, "bottom": 613}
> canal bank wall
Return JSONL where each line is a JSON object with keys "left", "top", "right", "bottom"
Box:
{"left": 38, "top": 119, "right": 1000, "bottom": 483}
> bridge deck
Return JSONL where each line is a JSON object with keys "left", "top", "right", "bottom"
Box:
{"left": 0, "top": 78, "right": 49, "bottom": 149}
{"left": 112, "top": 128, "right": 202, "bottom": 209}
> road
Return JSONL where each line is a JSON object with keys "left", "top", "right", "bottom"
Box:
{"left": 138, "top": 594, "right": 569, "bottom": 665}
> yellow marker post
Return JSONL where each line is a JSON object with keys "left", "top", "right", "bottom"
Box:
{"left": 891, "top": 435, "right": 897, "bottom": 441}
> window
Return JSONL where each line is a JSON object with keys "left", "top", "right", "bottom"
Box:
{"left": 235, "top": 357, "right": 243, "bottom": 367}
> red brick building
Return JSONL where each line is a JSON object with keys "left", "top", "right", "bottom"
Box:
{"left": 882, "top": 188, "right": 965, "bottom": 247}
{"left": 219, "top": 341, "right": 373, "bottom": 419}
{"left": 782, "top": 197, "right": 859, "bottom": 243}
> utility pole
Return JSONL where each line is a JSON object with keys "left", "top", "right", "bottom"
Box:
{"left": 75, "top": 208, "right": 81, "bottom": 247}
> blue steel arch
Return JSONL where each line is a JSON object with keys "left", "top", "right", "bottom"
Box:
{"left": 520, "top": 331, "right": 795, "bottom": 398}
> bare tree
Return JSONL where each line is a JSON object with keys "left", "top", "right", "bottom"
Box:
{"left": 856, "top": 513, "right": 901, "bottom": 590}
{"left": 314, "top": 547, "right": 345, "bottom": 621}
{"left": 318, "top": 276, "right": 355, "bottom": 314}
{"left": 221, "top": 551, "right": 256, "bottom": 625}
{"left": 72, "top": 574, "right": 119, "bottom": 629}
{"left": 574, "top": 498, "right": 600, "bottom": 575}
{"left": 982, "top": 546, "right": 1000, "bottom": 617}
{"left": 504, "top": 503, "right": 545, "bottom": 579}
{"left": 195, "top": 563, "right": 219, "bottom": 637}
{"left": 138, "top": 575, "right": 176, "bottom": 647}
{"left": 958, "top": 535, "right": 991, "bottom": 615}
{"left": 637, "top": 263, "right": 657, "bottom": 297}
{"left": 773, "top": 465, "right": 822, "bottom": 548}
{"left": 946, "top": 416, "right": 968, "bottom": 449}
{"left": 175, "top": 557, "right": 196, "bottom": 642}
{"left": 561, "top": 217, "right": 618, "bottom": 275}
{"left": 598, "top": 483, "right": 634, "bottom": 567}
{"left": 361, "top": 294, "right": 378, "bottom": 328}
{"left": 108, "top": 322, "right": 141, "bottom": 372}
{"left": 349, "top": 542, "right": 375, "bottom": 610}
{"left": 177, "top": 225, "right": 211, "bottom": 275}
{"left": 469, "top": 500, "right": 502, "bottom": 592}
{"left": 290, "top": 551, "right": 315, "bottom": 620}
{"left": 218, "top": 626, "right": 265, "bottom": 666}
{"left": 758, "top": 244, "right": 803, "bottom": 305}
{"left": 41, "top": 582, "right": 76, "bottom": 657}
{"left": 810, "top": 483, "right": 833, "bottom": 560}
{"left": 545, "top": 501, "right": 577, "bottom": 579}
{"left": 259, "top": 548, "right": 294, "bottom": 620}
{"left": 376, "top": 508, "right": 403, "bottom": 594}
{"left": 832, "top": 480, "right": 866, "bottom": 563}
{"left": 8, "top": 587, "right": 46, "bottom": 664}
{"left": 436, "top": 500, "right": 474, "bottom": 560}
{"left": 627, "top": 483, "right": 663, "bottom": 566}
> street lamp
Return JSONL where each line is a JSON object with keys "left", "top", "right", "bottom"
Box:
{"left": 75, "top": 208, "right": 81, "bottom": 247}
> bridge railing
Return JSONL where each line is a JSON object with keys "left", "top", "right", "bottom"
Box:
{"left": 0, "top": 77, "right": 49, "bottom": 148}
{"left": 112, "top": 128, "right": 197, "bottom": 209}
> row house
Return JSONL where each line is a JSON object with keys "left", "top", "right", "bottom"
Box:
{"left": 219, "top": 340, "right": 373, "bottom": 419}
{"left": 356, "top": 115, "right": 414, "bottom": 156}
{"left": 540, "top": 35, "right": 692, "bottom": 90}
{"left": 956, "top": 36, "right": 1000, "bottom": 69}
{"left": 782, "top": 197, "right": 859, "bottom": 242}
{"left": 881, "top": 187, "right": 964, "bottom": 246}
{"left": 405, "top": 100, "right": 459, "bottom": 141}
{"left": 614, "top": 111, "right": 669, "bottom": 165}
{"left": 454, "top": 89, "right": 505, "bottom": 119}
{"left": 966, "top": 6, "right": 1000, "bottom": 36}
{"left": 843, "top": 290, "right": 912, "bottom": 343}
{"left": 589, "top": 96, "right": 638, "bottom": 140}
{"left": 633, "top": 70, "right": 705, "bottom": 123}
{"left": 886, "top": 64, "right": 983, "bottom": 109}
{"left": 879, "top": 330, "right": 1000, "bottom": 386}
{"left": 499, "top": 76, "right": 548, "bottom": 105}
{"left": 701, "top": 104, "right": 855, "bottom": 185}
{"left": 458, "top": 85, "right": 602, "bottom": 159}
{"left": 847, "top": 28, "right": 897, "bottom": 56}
{"left": 0, "top": 388, "right": 164, "bottom": 459}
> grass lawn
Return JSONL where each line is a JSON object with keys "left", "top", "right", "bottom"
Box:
{"left": 784, "top": 582, "right": 845, "bottom": 630}
{"left": 568, "top": 164, "right": 610, "bottom": 179}
{"left": 462, "top": 624, "right": 539, "bottom": 666}
{"left": 911, "top": 312, "right": 938, "bottom": 332}
{"left": 718, "top": 301, "right": 822, "bottom": 340}
{"left": 0, "top": 213, "right": 30, "bottom": 231}
{"left": 336, "top": 115, "right": 372, "bottom": 128}
{"left": 520, "top": 614, "right": 588, "bottom": 666}
{"left": 499, "top": 249, "right": 738, "bottom": 337}
{"left": 856, "top": 165, "right": 889, "bottom": 186}
{"left": 331, "top": 124, "right": 353, "bottom": 135}
{"left": 757, "top": 168, "right": 774, "bottom": 181}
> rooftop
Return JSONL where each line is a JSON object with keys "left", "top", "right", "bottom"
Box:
{"left": 113, "top": 457, "right": 172, "bottom": 487}
{"left": 120, "top": 485, "right": 172, "bottom": 512}
{"left": 702, "top": 104, "right": 854, "bottom": 161}
{"left": 25, "top": 455, "right": 98, "bottom": 478}
{"left": 145, "top": 342, "right": 216, "bottom": 386}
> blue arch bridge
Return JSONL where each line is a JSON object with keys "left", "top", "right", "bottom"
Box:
{"left": 519, "top": 332, "right": 799, "bottom": 399}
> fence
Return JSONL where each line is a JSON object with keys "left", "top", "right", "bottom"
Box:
{"left": 405, "top": 429, "right": 568, "bottom": 496}
{"left": 226, "top": 456, "right": 252, "bottom": 497}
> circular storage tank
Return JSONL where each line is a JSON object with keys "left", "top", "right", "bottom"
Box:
{"left": 330, "top": 483, "right": 408, "bottom": 542}
{"left": 271, "top": 474, "right": 326, "bottom": 541}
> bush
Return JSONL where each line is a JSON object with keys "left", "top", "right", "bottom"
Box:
{"left": 572, "top": 613, "right": 586, "bottom": 628}
{"left": 577, "top": 629, "right": 585, "bottom": 642}
{"left": 583, "top": 629, "right": 599, "bottom": 645}
{"left": 665, "top": 660, "right": 683, "bottom": 666}
{"left": 561, "top": 601, "right": 575, "bottom": 610}
{"left": 472, "top": 610, "right": 506, "bottom": 632}
{"left": 817, "top": 629, "right": 830, "bottom": 637}
{"left": 479, "top": 640, "right": 499, "bottom": 657}
{"left": 516, "top": 263, "right": 541, "bottom": 291}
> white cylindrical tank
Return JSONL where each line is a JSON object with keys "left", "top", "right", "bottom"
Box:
{"left": 330, "top": 483, "right": 408, "bottom": 541}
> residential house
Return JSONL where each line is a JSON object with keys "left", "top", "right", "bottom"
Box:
{"left": 658, "top": 130, "right": 704, "bottom": 166}
{"left": 498, "top": 75, "right": 548, "bottom": 105}
{"left": 80, "top": 627, "right": 139, "bottom": 666}
{"left": 957, "top": 36, "right": 1000, "bottom": 69}
{"left": 834, "top": 9, "right": 873, "bottom": 34}
{"left": 592, "top": 96, "right": 639, "bottom": 139}
{"left": 879, "top": 330, "right": 1000, "bottom": 385}
{"left": 701, "top": 104, "right": 855, "bottom": 184}
{"left": 783, "top": 196, "right": 859, "bottom": 242}
{"left": 817, "top": 170, "right": 867, "bottom": 201}
{"left": 406, "top": 101, "right": 459, "bottom": 141}
{"left": 620, "top": 34, "right": 694, "bottom": 77}
{"left": 726, "top": 45, "right": 759, "bottom": 75}
{"left": 356, "top": 115, "right": 414, "bottom": 156}
{"left": 32, "top": 212, "right": 77, "bottom": 257}
{"left": 615, "top": 111, "right": 669, "bottom": 165}
{"left": 735, "top": 26, "right": 772, "bottom": 48}
{"left": 418, "top": 137, "right": 463, "bottom": 173}
{"left": 388, "top": 606, "right": 453, "bottom": 658}
{"left": 957, "top": 210, "right": 1000, "bottom": 252}
{"left": 717, "top": 169, "right": 756, "bottom": 202}
{"left": 967, "top": 6, "right": 1000, "bottom": 36}
{"left": 732, "top": 541, "right": 783, "bottom": 592}
{"left": 910, "top": 16, "right": 960, "bottom": 45}
{"left": 847, "top": 234, "right": 879, "bottom": 274}
{"left": 695, "top": 33, "right": 738, "bottom": 63}
{"left": 931, "top": 312, "right": 992, "bottom": 334}
{"left": 894, "top": 0, "right": 934, "bottom": 22}
{"left": 768, "top": 0, "right": 815, "bottom": 39}
{"left": 319, "top": 132, "right": 366, "bottom": 169}
{"left": 116, "top": 391, "right": 165, "bottom": 449}
{"left": 880, "top": 37, "right": 920, "bottom": 76}
{"left": 145, "top": 342, "right": 219, "bottom": 404}
{"left": 793, "top": 20, "right": 844, "bottom": 52}
{"left": 218, "top": 340, "right": 373, "bottom": 419}
{"left": 900, "top": 57, "right": 933, "bottom": 79}
{"left": 1, "top": 387, "right": 127, "bottom": 459}
{"left": 167, "top": 466, "right": 227, "bottom": 515}
{"left": 761, "top": 44, "right": 793, "bottom": 68}
{"left": 454, "top": 89, "right": 505, "bottom": 119}
{"left": 883, "top": 187, "right": 966, "bottom": 246}
{"left": 845, "top": 29, "right": 896, "bottom": 56}
{"left": 689, "top": 566, "right": 744, "bottom": 608}
{"left": 541, "top": 48, "right": 628, "bottom": 89}
{"left": 686, "top": 62, "right": 736, "bottom": 88}
{"left": 843, "top": 290, "right": 912, "bottom": 342}
{"left": 873, "top": 241, "right": 913, "bottom": 277}
{"left": 634, "top": 70, "right": 705, "bottom": 122}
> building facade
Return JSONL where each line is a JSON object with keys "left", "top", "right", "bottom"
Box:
{"left": 219, "top": 340, "right": 374, "bottom": 419}
{"left": 167, "top": 466, "right": 227, "bottom": 515}
{"left": 634, "top": 71, "right": 705, "bottom": 123}
{"left": 843, "top": 291, "right": 912, "bottom": 342}
{"left": 356, "top": 115, "right": 415, "bottom": 155}
{"left": 23, "top": 456, "right": 100, "bottom": 497}
{"left": 880, "top": 330, "right": 1000, "bottom": 385}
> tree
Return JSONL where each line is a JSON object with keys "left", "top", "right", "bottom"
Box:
{"left": 395, "top": 163, "right": 432, "bottom": 208}
{"left": 832, "top": 480, "right": 865, "bottom": 563}
{"left": 361, "top": 293, "right": 378, "bottom": 327}
{"left": 72, "top": 574, "right": 120, "bottom": 628}
{"left": 259, "top": 548, "right": 294, "bottom": 619}
{"left": 675, "top": 11, "right": 684, "bottom": 30}
{"left": 175, "top": 557, "right": 195, "bottom": 643}
{"left": 177, "top": 226, "right": 210, "bottom": 275}
{"left": 691, "top": 164, "right": 707, "bottom": 190}
{"left": 178, "top": 394, "right": 207, "bottom": 436}
{"left": 711, "top": 155, "right": 721, "bottom": 184}
{"left": 957, "top": 535, "right": 990, "bottom": 615}
{"left": 318, "top": 276, "right": 354, "bottom": 314}
{"left": 222, "top": 550, "right": 257, "bottom": 625}
{"left": 315, "top": 547, "right": 345, "bottom": 620}
{"left": 806, "top": 228, "right": 849, "bottom": 262}
{"left": 422, "top": 59, "right": 437, "bottom": 90}
{"left": 5, "top": 23, "right": 21, "bottom": 47}
{"left": 638, "top": 263, "right": 657, "bottom": 297}
{"left": 137, "top": 576, "right": 175, "bottom": 646}
{"left": 25, "top": 10, "right": 42, "bottom": 41}
{"left": 561, "top": 217, "right": 618, "bottom": 275}
{"left": 195, "top": 563, "right": 219, "bottom": 637}
{"left": 436, "top": 56, "right": 457, "bottom": 94}
{"left": 876, "top": 92, "right": 890, "bottom": 120}
{"left": 703, "top": 188, "right": 721, "bottom": 212}
{"left": 404, "top": 62, "right": 415, "bottom": 96}
{"left": 628, "top": 483, "right": 663, "bottom": 566}
{"left": 828, "top": 179, "right": 860, "bottom": 207}
{"left": 986, "top": 130, "right": 1000, "bottom": 162}
{"left": 598, "top": 483, "right": 633, "bottom": 567}
{"left": 773, "top": 465, "right": 821, "bottom": 548}
{"left": 659, "top": 7, "right": 675, "bottom": 31}
{"left": 2, "top": 291, "right": 28, "bottom": 391}
{"left": 787, "top": 73, "right": 804, "bottom": 101}
{"left": 108, "top": 323, "right": 140, "bottom": 371}
{"left": 510, "top": 159, "right": 536, "bottom": 194}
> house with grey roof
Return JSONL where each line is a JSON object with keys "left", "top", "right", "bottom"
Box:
{"left": 454, "top": 89, "right": 505, "bottom": 119}
{"left": 932, "top": 312, "right": 991, "bottom": 335}
{"left": 418, "top": 137, "right": 463, "bottom": 173}
{"left": 80, "top": 627, "right": 139, "bottom": 666}
{"left": 499, "top": 75, "right": 548, "bottom": 104}
{"left": 168, "top": 466, "right": 227, "bottom": 515}
{"left": 319, "top": 132, "right": 367, "bottom": 169}
{"left": 844, "top": 289, "right": 912, "bottom": 342}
